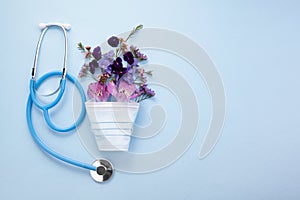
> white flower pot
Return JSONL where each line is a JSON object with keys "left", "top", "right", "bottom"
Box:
{"left": 85, "top": 101, "right": 140, "bottom": 151}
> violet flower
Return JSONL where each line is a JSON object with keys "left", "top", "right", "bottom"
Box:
{"left": 123, "top": 51, "right": 134, "bottom": 65}
{"left": 141, "top": 84, "right": 155, "bottom": 96}
{"left": 130, "top": 84, "right": 155, "bottom": 102}
{"left": 92, "top": 46, "right": 102, "bottom": 60}
{"left": 107, "top": 57, "right": 128, "bottom": 82}
{"left": 89, "top": 59, "right": 99, "bottom": 74}
{"left": 98, "top": 50, "right": 114, "bottom": 69}
{"left": 108, "top": 36, "right": 119, "bottom": 47}
{"left": 122, "top": 68, "right": 136, "bottom": 84}
{"left": 78, "top": 63, "right": 89, "bottom": 77}
{"left": 130, "top": 45, "right": 148, "bottom": 60}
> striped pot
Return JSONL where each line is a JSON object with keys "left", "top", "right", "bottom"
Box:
{"left": 85, "top": 101, "right": 139, "bottom": 151}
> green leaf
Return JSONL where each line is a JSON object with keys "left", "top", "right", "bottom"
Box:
{"left": 135, "top": 24, "right": 143, "bottom": 31}
{"left": 77, "top": 42, "right": 85, "bottom": 52}
{"left": 145, "top": 70, "right": 153, "bottom": 76}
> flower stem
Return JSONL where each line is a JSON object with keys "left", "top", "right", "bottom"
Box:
{"left": 125, "top": 24, "right": 143, "bottom": 42}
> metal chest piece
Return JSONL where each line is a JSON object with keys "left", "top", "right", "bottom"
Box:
{"left": 90, "top": 159, "right": 114, "bottom": 183}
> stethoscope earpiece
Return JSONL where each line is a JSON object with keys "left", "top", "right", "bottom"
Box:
{"left": 38, "top": 23, "right": 47, "bottom": 29}
{"left": 62, "top": 23, "right": 71, "bottom": 30}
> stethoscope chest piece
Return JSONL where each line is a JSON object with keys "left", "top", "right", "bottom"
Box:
{"left": 90, "top": 159, "right": 114, "bottom": 183}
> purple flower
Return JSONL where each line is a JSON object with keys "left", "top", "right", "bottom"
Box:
{"left": 126, "top": 58, "right": 139, "bottom": 68}
{"left": 92, "top": 46, "right": 102, "bottom": 60}
{"left": 108, "top": 36, "right": 119, "bottom": 47}
{"left": 78, "top": 63, "right": 88, "bottom": 77}
{"left": 105, "top": 50, "right": 115, "bottom": 58}
{"left": 139, "top": 84, "right": 155, "bottom": 96}
{"left": 130, "top": 84, "right": 155, "bottom": 102}
{"left": 112, "top": 57, "right": 123, "bottom": 71}
{"left": 130, "top": 45, "right": 148, "bottom": 60}
{"left": 144, "top": 85, "right": 155, "bottom": 96}
{"left": 123, "top": 51, "right": 134, "bottom": 65}
{"left": 89, "top": 59, "right": 99, "bottom": 74}
{"left": 122, "top": 68, "right": 136, "bottom": 84}
{"left": 107, "top": 57, "right": 128, "bottom": 81}
{"left": 98, "top": 50, "right": 114, "bottom": 69}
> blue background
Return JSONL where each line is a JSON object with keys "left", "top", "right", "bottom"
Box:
{"left": 1, "top": 0, "right": 300, "bottom": 199}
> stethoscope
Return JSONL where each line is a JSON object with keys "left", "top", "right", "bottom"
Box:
{"left": 26, "top": 23, "right": 113, "bottom": 183}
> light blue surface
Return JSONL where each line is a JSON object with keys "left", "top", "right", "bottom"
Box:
{"left": 1, "top": 0, "right": 300, "bottom": 199}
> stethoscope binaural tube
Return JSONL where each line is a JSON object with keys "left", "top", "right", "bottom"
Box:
{"left": 31, "top": 23, "right": 69, "bottom": 80}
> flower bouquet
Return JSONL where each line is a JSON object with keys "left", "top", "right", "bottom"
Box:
{"left": 78, "top": 25, "right": 155, "bottom": 151}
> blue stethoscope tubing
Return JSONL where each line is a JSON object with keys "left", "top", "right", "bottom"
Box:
{"left": 26, "top": 71, "right": 97, "bottom": 171}
{"left": 26, "top": 23, "right": 97, "bottom": 172}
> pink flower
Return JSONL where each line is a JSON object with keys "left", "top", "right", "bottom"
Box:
{"left": 112, "top": 80, "right": 136, "bottom": 102}
{"left": 87, "top": 81, "right": 115, "bottom": 102}
{"left": 137, "top": 68, "right": 144, "bottom": 76}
